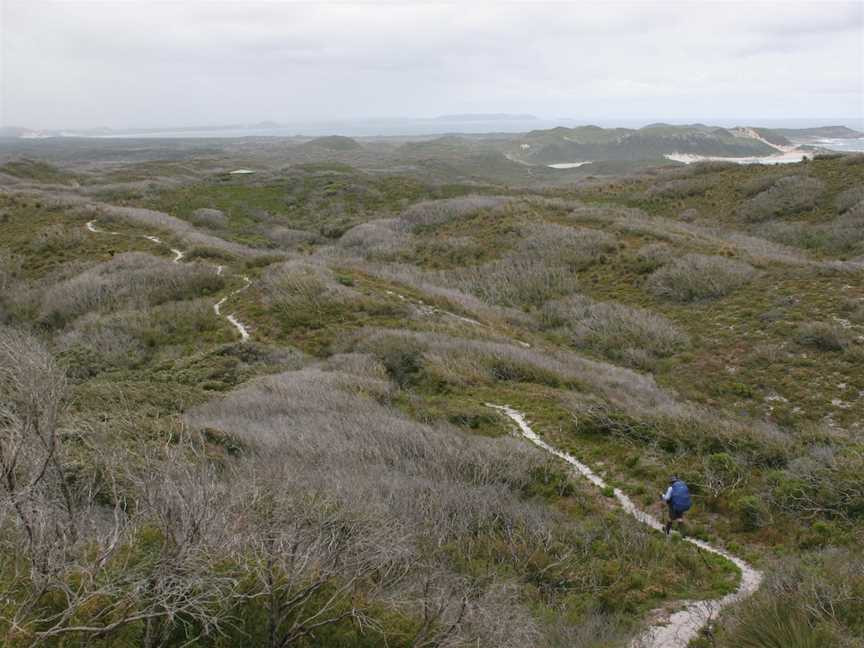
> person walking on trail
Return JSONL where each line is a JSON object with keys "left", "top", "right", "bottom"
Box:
{"left": 662, "top": 476, "right": 691, "bottom": 535}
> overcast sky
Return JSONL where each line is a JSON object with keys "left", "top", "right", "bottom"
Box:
{"left": 1, "top": 0, "right": 862, "bottom": 129}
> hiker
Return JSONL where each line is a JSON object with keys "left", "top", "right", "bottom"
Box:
{"left": 662, "top": 476, "right": 691, "bottom": 535}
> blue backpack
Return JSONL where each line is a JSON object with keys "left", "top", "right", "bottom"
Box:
{"left": 670, "top": 480, "right": 692, "bottom": 513}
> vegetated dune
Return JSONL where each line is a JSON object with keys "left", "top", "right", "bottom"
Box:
{"left": 1, "top": 143, "right": 863, "bottom": 647}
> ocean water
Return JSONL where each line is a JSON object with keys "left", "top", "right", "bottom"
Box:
{"left": 74, "top": 117, "right": 864, "bottom": 141}
{"left": 813, "top": 138, "right": 864, "bottom": 153}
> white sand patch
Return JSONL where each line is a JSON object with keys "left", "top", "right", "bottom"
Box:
{"left": 547, "top": 161, "right": 592, "bottom": 169}
{"left": 226, "top": 314, "right": 250, "bottom": 341}
{"left": 85, "top": 219, "right": 117, "bottom": 235}
{"left": 385, "top": 289, "right": 482, "bottom": 326}
{"left": 665, "top": 149, "right": 808, "bottom": 165}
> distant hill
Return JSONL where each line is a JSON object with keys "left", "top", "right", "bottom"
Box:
{"left": 303, "top": 135, "right": 362, "bottom": 151}
{"left": 396, "top": 136, "right": 484, "bottom": 158}
{"left": 508, "top": 124, "right": 778, "bottom": 164}
{"left": 770, "top": 126, "right": 863, "bottom": 139}
{"left": 432, "top": 113, "right": 538, "bottom": 122}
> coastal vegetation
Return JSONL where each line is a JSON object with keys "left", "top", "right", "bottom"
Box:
{"left": 1, "top": 136, "right": 862, "bottom": 646}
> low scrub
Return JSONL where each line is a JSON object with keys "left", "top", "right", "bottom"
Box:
{"left": 737, "top": 175, "right": 824, "bottom": 222}
{"left": 446, "top": 257, "right": 578, "bottom": 307}
{"left": 795, "top": 321, "right": 848, "bottom": 352}
{"left": 188, "top": 207, "right": 227, "bottom": 228}
{"left": 646, "top": 254, "right": 755, "bottom": 302}
{"left": 646, "top": 176, "right": 715, "bottom": 199}
{"left": 630, "top": 242, "right": 672, "bottom": 273}
{"left": 718, "top": 549, "right": 864, "bottom": 647}
{"left": 758, "top": 210, "right": 864, "bottom": 255}
{"left": 541, "top": 295, "right": 689, "bottom": 369}
{"left": 339, "top": 219, "right": 414, "bottom": 260}
{"left": 263, "top": 225, "right": 320, "bottom": 248}
{"left": 397, "top": 195, "right": 509, "bottom": 231}
{"left": 40, "top": 252, "right": 224, "bottom": 325}
{"left": 355, "top": 328, "right": 680, "bottom": 415}
{"left": 444, "top": 224, "right": 615, "bottom": 307}
{"left": 834, "top": 186, "right": 864, "bottom": 214}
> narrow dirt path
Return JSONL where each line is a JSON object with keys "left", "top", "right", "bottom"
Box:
{"left": 383, "top": 289, "right": 532, "bottom": 347}
{"left": 84, "top": 219, "right": 252, "bottom": 342}
{"left": 487, "top": 404, "right": 762, "bottom": 648}
{"left": 213, "top": 275, "right": 252, "bottom": 341}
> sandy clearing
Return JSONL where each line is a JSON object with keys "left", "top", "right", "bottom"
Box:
{"left": 665, "top": 150, "right": 807, "bottom": 165}
{"left": 547, "top": 161, "right": 592, "bottom": 169}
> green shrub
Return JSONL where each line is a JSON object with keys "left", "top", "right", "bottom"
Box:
{"left": 795, "top": 322, "right": 847, "bottom": 352}
{"left": 736, "top": 495, "right": 771, "bottom": 531}
{"left": 630, "top": 243, "right": 672, "bottom": 273}
{"left": 375, "top": 336, "right": 426, "bottom": 388}
{"left": 732, "top": 598, "right": 839, "bottom": 647}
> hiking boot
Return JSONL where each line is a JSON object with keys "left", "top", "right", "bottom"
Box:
{"left": 664, "top": 521, "right": 672, "bottom": 535}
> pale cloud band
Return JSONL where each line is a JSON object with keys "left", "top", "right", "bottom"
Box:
{"left": 2, "top": 0, "right": 862, "bottom": 129}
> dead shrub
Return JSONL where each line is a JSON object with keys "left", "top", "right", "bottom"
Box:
{"left": 397, "top": 196, "right": 510, "bottom": 231}
{"left": 40, "top": 253, "right": 224, "bottom": 324}
{"left": 646, "top": 254, "right": 755, "bottom": 302}
{"left": 188, "top": 207, "right": 228, "bottom": 228}
{"left": 339, "top": 219, "right": 414, "bottom": 259}
{"left": 264, "top": 225, "right": 320, "bottom": 248}
{"left": 541, "top": 295, "right": 689, "bottom": 368}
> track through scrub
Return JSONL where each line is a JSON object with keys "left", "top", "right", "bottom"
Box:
{"left": 84, "top": 219, "right": 252, "bottom": 342}
{"left": 486, "top": 404, "right": 762, "bottom": 648}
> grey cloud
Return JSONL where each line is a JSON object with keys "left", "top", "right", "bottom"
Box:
{"left": 2, "top": 0, "right": 862, "bottom": 129}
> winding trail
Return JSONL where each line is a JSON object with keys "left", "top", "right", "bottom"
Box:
{"left": 84, "top": 219, "right": 252, "bottom": 342}
{"left": 213, "top": 275, "right": 252, "bottom": 341}
{"left": 487, "top": 404, "right": 762, "bottom": 648}
{"left": 86, "top": 216, "right": 760, "bottom": 643}
{"left": 383, "top": 289, "right": 532, "bottom": 347}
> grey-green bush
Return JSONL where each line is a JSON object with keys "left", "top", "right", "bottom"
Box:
{"left": 646, "top": 254, "right": 755, "bottom": 302}
{"left": 737, "top": 175, "right": 824, "bottom": 222}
